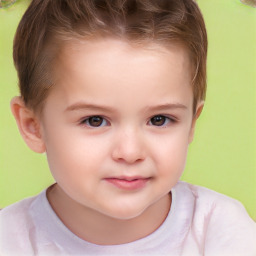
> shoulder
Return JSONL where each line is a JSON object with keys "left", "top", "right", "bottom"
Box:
{"left": 176, "top": 181, "right": 256, "bottom": 255}
{"left": 177, "top": 181, "right": 254, "bottom": 218}
{"left": 0, "top": 193, "right": 43, "bottom": 255}
{"left": 185, "top": 182, "right": 255, "bottom": 225}
{"left": 175, "top": 181, "right": 250, "bottom": 214}
{"left": 0, "top": 195, "right": 36, "bottom": 229}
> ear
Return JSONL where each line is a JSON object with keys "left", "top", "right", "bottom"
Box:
{"left": 188, "top": 101, "right": 204, "bottom": 143}
{"left": 10, "top": 96, "right": 46, "bottom": 153}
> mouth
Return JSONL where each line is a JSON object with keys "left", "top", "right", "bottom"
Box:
{"left": 104, "top": 176, "right": 151, "bottom": 190}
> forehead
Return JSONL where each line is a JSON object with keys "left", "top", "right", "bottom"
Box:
{"left": 58, "top": 38, "right": 191, "bottom": 67}
{"left": 48, "top": 38, "right": 193, "bottom": 110}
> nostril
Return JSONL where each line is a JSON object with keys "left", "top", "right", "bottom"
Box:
{"left": 112, "top": 147, "right": 145, "bottom": 164}
{"left": 113, "top": 155, "right": 145, "bottom": 164}
{"left": 111, "top": 133, "right": 146, "bottom": 163}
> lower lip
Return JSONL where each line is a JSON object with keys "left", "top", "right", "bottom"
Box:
{"left": 105, "top": 178, "right": 150, "bottom": 190}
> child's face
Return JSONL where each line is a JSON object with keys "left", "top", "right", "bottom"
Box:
{"left": 38, "top": 39, "right": 198, "bottom": 219}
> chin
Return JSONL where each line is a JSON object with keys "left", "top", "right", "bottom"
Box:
{"left": 103, "top": 205, "right": 147, "bottom": 221}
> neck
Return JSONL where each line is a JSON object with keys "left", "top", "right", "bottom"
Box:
{"left": 47, "top": 184, "right": 172, "bottom": 245}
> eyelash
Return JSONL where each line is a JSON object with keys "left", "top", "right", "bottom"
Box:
{"left": 148, "top": 115, "right": 177, "bottom": 127}
{"left": 79, "top": 115, "right": 177, "bottom": 128}
{"left": 79, "top": 116, "right": 109, "bottom": 128}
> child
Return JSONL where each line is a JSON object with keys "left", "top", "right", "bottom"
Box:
{"left": 0, "top": 0, "right": 255, "bottom": 255}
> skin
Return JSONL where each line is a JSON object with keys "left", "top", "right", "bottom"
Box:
{"left": 11, "top": 38, "right": 203, "bottom": 245}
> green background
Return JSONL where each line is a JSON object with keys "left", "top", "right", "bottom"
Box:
{"left": 0, "top": 0, "right": 255, "bottom": 220}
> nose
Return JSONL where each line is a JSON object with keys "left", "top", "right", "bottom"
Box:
{"left": 111, "top": 128, "right": 146, "bottom": 164}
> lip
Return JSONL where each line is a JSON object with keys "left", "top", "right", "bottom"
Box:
{"left": 105, "top": 176, "right": 151, "bottom": 190}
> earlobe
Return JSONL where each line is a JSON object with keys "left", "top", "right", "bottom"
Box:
{"left": 188, "top": 101, "right": 204, "bottom": 143}
{"left": 10, "top": 96, "right": 46, "bottom": 153}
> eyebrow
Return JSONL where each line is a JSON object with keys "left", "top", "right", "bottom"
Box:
{"left": 144, "top": 103, "right": 188, "bottom": 112}
{"left": 65, "top": 102, "right": 188, "bottom": 113}
{"left": 65, "top": 102, "right": 116, "bottom": 112}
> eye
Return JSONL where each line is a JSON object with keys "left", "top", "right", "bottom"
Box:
{"left": 149, "top": 115, "right": 174, "bottom": 127}
{"left": 81, "top": 116, "right": 108, "bottom": 127}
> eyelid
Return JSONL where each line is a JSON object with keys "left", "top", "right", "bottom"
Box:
{"left": 162, "top": 114, "right": 178, "bottom": 122}
{"left": 79, "top": 115, "right": 110, "bottom": 127}
{"left": 77, "top": 114, "right": 178, "bottom": 127}
{"left": 147, "top": 114, "right": 178, "bottom": 126}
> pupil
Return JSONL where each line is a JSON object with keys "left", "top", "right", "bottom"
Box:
{"left": 152, "top": 115, "right": 165, "bottom": 126}
{"left": 89, "top": 116, "right": 103, "bottom": 127}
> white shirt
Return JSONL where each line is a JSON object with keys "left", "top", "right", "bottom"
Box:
{"left": 0, "top": 181, "right": 255, "bottom": 256}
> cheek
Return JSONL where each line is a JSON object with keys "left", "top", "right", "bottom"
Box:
{"left": 44, "top": 136, "right": 99, "bottom": 198}
{"left": 44, "top": 129, "right": 110, "bottom": 177}
{"left": 153, "top": 133, "right": 189, "bottom": 174}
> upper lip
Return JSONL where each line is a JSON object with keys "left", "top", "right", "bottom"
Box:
{"left": 105, "top": 176, "right": 150, "bottom": 181}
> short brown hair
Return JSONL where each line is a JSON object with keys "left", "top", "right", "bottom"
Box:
{"left": 13, "top": 0, "right": 207, "bottom": 113}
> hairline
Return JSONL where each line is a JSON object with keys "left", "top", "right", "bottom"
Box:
{"left": 31, "top": 34, "right": 198, "bottom": 117}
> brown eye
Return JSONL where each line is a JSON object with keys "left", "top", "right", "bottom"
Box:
{"left": 150, "top": 115, "right": 168, "bottom": 126}
{"left": 83, "top": 116, "right": 107, "bottom": 127}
